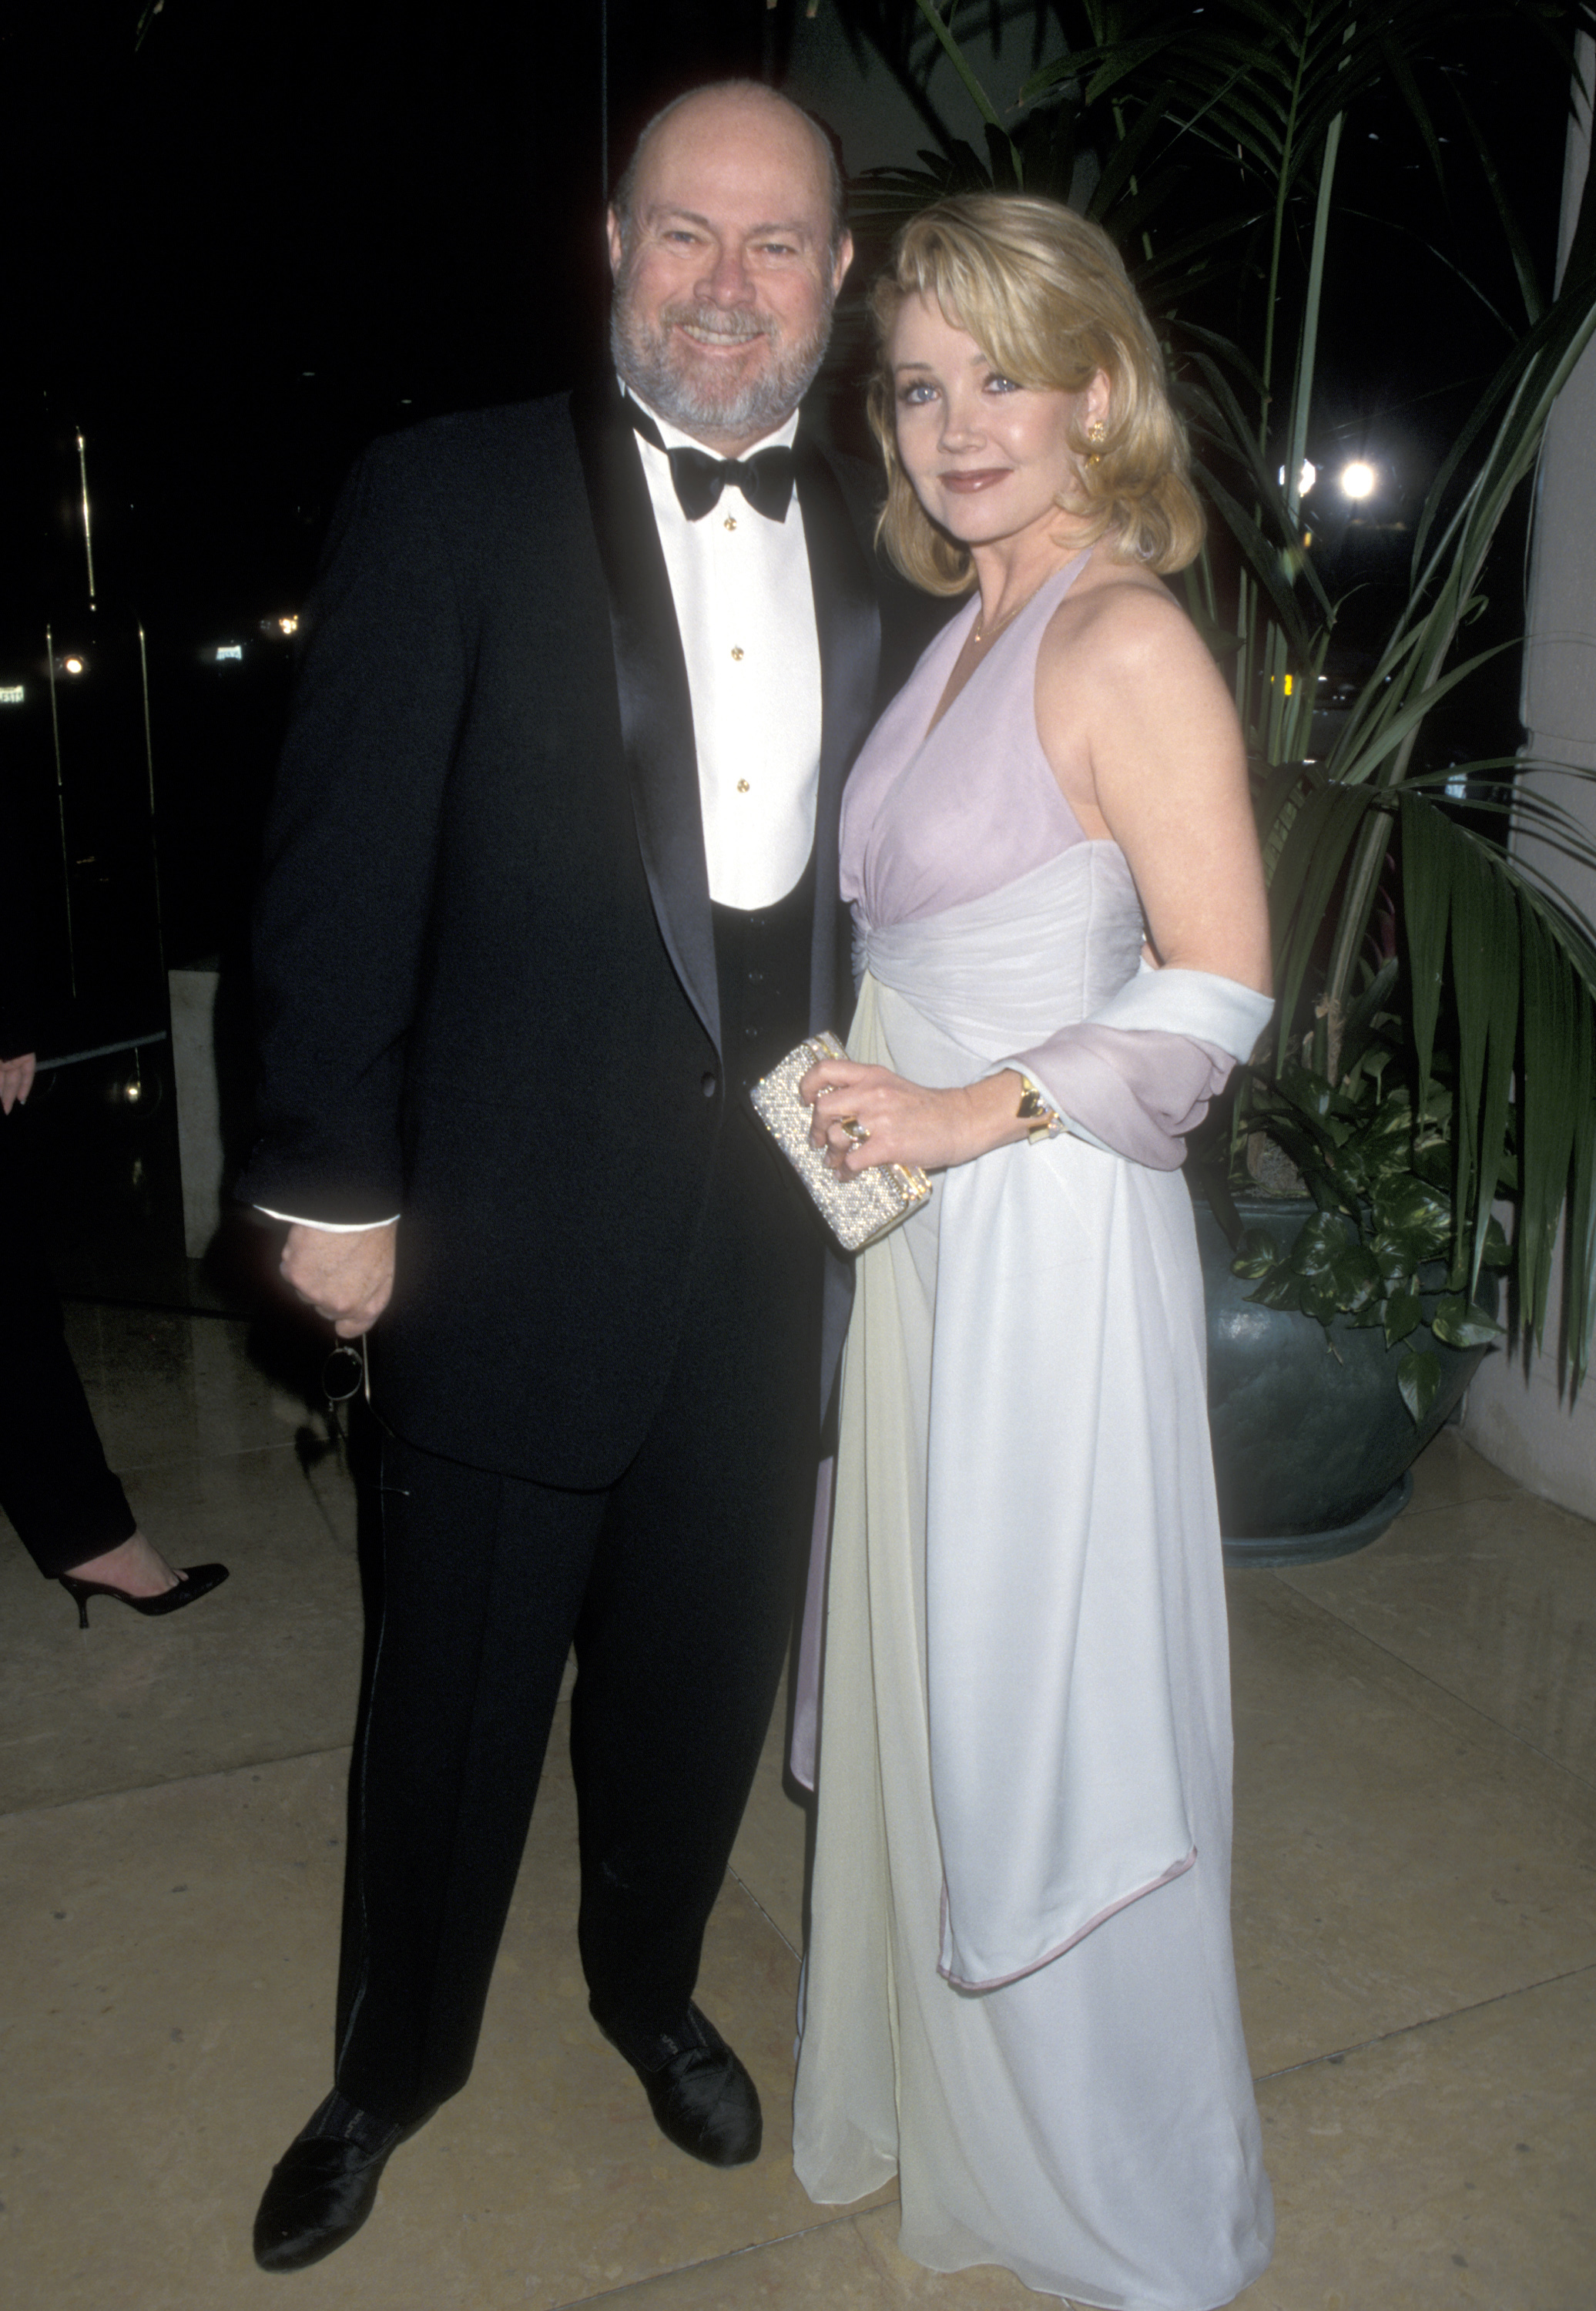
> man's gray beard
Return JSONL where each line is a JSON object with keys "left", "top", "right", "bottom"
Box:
{"left": 611, "top": 284, "right": 833, "bottom": 442}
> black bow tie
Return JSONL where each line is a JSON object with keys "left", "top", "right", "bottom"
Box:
{"left": 625, "top": 398, "right": 796, "bottom": 523}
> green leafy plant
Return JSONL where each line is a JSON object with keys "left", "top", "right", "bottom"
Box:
{"left": 1224, "top": 962, "right": 1505, "bottom": 1422}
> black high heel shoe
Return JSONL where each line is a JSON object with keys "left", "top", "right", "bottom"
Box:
{"left": 58, "top": 1563, "right": 230, "bottom": 1629}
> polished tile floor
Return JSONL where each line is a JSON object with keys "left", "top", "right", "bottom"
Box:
{"left": 2, "top": 1304, "right": 1592, "bottom": 2309}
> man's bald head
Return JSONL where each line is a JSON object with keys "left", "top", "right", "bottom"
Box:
{"left": 612, "top": 82, "right": 847, "bottom": 264}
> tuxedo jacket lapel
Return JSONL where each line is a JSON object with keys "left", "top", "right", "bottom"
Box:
{"left": 572, "top": 384, "right": 884, "bottom": 1059}
{"left": 794, "top": 434, "right": 880, "bottom": 1034}
{"left": 570, "top": 379, "right": 722, "bottom": 1055}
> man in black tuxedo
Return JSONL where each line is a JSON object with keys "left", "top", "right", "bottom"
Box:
{"left": 244, "top": 81, "right": 929, "bottom": 2272}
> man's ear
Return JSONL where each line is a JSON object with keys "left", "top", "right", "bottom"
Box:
{"left": 606, "top": 206, "right": 625, "bottom": 281}
{"left": 831, "top": 230, "right": 855, "bottom": 297}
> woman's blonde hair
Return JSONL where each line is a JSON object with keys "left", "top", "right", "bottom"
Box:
{"left": 868, "top": 193, "right": 1204, "bottom": 592}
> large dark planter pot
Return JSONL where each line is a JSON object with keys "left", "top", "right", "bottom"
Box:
{"left": 1195, "top": 1196, "right": 1497, "bottom": 1570}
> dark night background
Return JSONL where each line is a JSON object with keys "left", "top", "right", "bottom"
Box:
{"left": 3, "top": 2, "right": 804, "bottom": 1026}
{"left": 0, "top": 0, "right": 1579, "bottom": 1289}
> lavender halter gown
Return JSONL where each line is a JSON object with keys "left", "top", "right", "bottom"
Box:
{"left": 791, "top": 558, "right": 1274, "bottom": 2309}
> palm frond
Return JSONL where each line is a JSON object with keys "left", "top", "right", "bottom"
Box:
{"left": 1266, "top": 780, "right": 1386, "bottom": 1057}
{"left": 1396, "top": 793, "right": 1596, "bottom": 1353}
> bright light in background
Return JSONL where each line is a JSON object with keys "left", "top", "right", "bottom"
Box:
{"left": 278, "top": 615, "right": 298, "bottom": 636}
{"left": 1277, "top": 459, "right": 1318, "bottom": 496}
{"left": 0, "top": 685, "right": 23, "bottom": 706}
{"left": 216, "top": 644, "right": 243, "bottom": 662}
{"left": 62, "top": 656, "right": 85, "bottom": 675}
{"left": 1340, "top": 460, "right": 1377, "bottom": 500}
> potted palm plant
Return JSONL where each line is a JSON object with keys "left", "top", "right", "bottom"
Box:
{"left": 835, "top": 0, "right": 1596, "bottom": 1558}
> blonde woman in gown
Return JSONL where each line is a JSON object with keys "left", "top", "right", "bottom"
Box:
{"left": 791, "top": 197, "right": 1276, "bottom": 2309}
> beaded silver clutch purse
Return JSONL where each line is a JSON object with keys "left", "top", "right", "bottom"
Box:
{"left": 750, "top": 1031, "right": 931, "bottom": 1253}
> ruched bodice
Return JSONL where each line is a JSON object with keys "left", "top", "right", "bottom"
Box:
{"left": 860, "top": 845, "right": 1145, "bottom": 1071}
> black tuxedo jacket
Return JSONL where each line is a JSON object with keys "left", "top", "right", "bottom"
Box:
{"left": 241, "top": 381, "right": 938, "bottom": 1487}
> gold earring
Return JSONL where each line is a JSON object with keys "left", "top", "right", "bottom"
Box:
{"left": 1086, "top": 418, "right": 1106, "bottom": 468}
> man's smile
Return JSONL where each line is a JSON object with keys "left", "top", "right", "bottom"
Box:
{"left": 674, "top": 319, "right": 769, "bottom": 351}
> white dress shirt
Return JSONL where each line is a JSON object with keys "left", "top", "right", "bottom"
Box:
{"left": 266, "top": 382, "right": 823, "bottom": 1233}
{"left": 627, "top": 387, "right": 823, "bottom": 911}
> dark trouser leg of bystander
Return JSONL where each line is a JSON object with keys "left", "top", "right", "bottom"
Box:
{"left": 0, "top": 1182, "right": 138, "bottom": 1578}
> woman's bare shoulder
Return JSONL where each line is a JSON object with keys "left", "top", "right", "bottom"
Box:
{"left": 1038, "top": 566, "right": 1225, "bottom": 725}
{"left": 1042, "top": 562, "right": 1196, "bottom": 666}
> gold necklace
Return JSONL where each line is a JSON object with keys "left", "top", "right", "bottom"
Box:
{"left": 971, "top": 575, "right": 1049, "bottom": 647}
{"left": 971, "top": 605, "right": 1020, "bottom": 647}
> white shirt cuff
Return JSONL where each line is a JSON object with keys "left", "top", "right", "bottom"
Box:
{"left": 256, "top": 1208, "right": 400, "bottom": 1231}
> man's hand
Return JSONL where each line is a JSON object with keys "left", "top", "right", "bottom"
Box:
{"left": 0, "top": 1052, "right": 37, "bottom": 1115}
{"left": 280, "top": 1219, "right": 397, "bottom": 1338}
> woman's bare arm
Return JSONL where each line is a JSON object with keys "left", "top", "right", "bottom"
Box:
{"left": 1035, "top": 579, "right": 1272, "bottom": 993}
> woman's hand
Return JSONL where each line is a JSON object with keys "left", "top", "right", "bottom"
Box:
{"left": 799, "top": 1056, "right": 1032, "bottom": 1176}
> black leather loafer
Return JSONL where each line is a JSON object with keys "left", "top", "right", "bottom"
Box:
{"left": 253, "top": 2117, "right": 421, "bottom": 2272}
{"left": 594, "top": 2000, "right": 762, "bottom": 2167}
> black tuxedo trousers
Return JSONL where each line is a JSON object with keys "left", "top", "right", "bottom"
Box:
{"left": 337, "top": 1102, "right": 823, "bottom": 2124}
